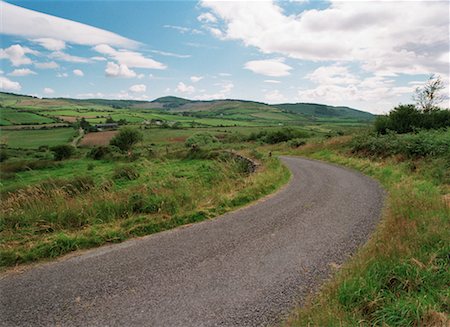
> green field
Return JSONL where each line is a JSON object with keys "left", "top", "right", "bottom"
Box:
{"left": 1, "top": 109, "right": 55, "bottom": 125}
{"left": 0, "top": 128, "right": 76, "bottom": 148}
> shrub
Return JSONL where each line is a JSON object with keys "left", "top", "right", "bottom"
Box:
{"left": 51, "top": 145, "right": 75, "bottom": 161}
{"left": 247, "top": 128, "right": 309, "bottom": 144}
{"left": 0, "top": 149, "right": 8, "bottom": 162}
{"left": 110, "top": 127, "right": 143, "bottom": 152}
{"left": 185, "top": 133, "right": 218, "bottom": 148}
{"left": 287, "top": 138, "right": 306, "bottom": 148}
{"left": 112, "top": 165, "right": 140, "bottom": 180}
{"left": 351, "top": 129, "right": 450, "bottom": 158}
{"left": 0, "top": 160, "right": 61, "bottom": 173}
{"left": 87, "top": 146, "right": 111, "bottom": 160}
{"left": 375, "top": 105, "right": 450, "bottom": 134}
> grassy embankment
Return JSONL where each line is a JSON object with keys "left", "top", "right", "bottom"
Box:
{"left": 0, "top": 144, "right": 290, "bottom": 268}
{"left": 272, "top": 128, "right": 450, "bottom": 326}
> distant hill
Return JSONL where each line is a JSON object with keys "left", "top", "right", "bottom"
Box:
{"left": 274, "top": 103, "right": 373, "bottom": 120}
{"left": 0, "top": 92, "right": 374, "bottom": 127}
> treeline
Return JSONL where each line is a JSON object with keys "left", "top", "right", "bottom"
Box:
{"left": 375, "top": 104, "right": 450, "bottom": 134}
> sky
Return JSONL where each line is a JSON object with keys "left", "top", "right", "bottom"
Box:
{"left": 1, "top": 0, "right": 449, "bottom": 114}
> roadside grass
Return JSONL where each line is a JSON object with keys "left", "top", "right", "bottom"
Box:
{"left": 275, "top": 133, "right": 450, "bottom": 327}
{"left": 0, "top": 152, "right": 290, "bottom": 268}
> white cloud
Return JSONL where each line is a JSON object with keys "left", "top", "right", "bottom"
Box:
{"left": 0, "top": 76, "right": 22, "bottom": 91}
{"left": 104, "top": 61, "right": 137, "bottom": 78}
{"left": 306, "top": 65, "right": 359, "bottom": 85}
{"left": 197, "top": 12, "right": 217, "bottom": 23}
{"left": 264, "top": 89, "right": 287, "bottom": 103}
{"left": 163, "top": 25, "right": 202, "bottom": 35}
{"left": 91, "top": 56, "right": 107, "bottom": 61}
{"left": 56, "top": 72, "right": 68, "bottom": 78}
{"left": 32, "top": 38, "right": 66, "bottom": 51}
{"left": 201, "top": 0, "right": 449, "bottom": 76}
{"left": 94, "top": 44, "right": 166, "bottom": 69}
{"left": 8, "top": 68, "right": 37, "bottom": 77}
{"left": 149, "top": 49, "right": 191, "bottom": 59}
{"left": 43, "top": 87, "right": 54, "bottom": 95}
{"left": 264, "top": 79, "right": 281, "bottom": 84}
{"left": 49, "top": 51, "right": 91, "bottom": 63}
{"left": 190, "top": 75, "right": 204, "bottom": 83}
{"left": 176, "top": 82, "right": 195, "bottom": 94}
{"left": 3, "top": 2, "right": 139, "bottom": 49}
{"left": 244, "top": 58, "right": 292, "bottom": 77}
{"left": 192, "top": 81, "right": 234, "bottom": 100}
{"left": 73, "top": 69, "right": 84, "bottom": 77}
{"left": 299, "top": 65, "right": 420, "bottom": 113}
{"left": 129, "top": 84, "right": 147, "bottom": 93}
{"left": 34, "top": 61, "right": 59, "bottom": 69}
{"left": 0, "top": 44, "right": 39, "bottom": 66}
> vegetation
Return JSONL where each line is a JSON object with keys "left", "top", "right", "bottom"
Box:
{"left": 109, "top": 127, "right": 143, "bottom": 152}
{"left": 51, "top": 145, "right": 75, "bottom": 161}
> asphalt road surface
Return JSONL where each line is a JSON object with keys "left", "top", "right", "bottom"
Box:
{"left": 0, "top": 157, "right": 384, "bottom": 327}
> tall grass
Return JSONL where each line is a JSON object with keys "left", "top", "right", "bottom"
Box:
{"left": 0, "top": 152, "right": 289, "bottom": 267}
{"left": 277, "top": 132, "right": 449, "bottom": 327}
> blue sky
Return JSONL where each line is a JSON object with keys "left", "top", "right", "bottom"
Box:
{"left": 1, "top": 0, "right": 449, "bottom": 114}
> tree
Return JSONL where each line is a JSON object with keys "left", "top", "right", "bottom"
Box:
{"left": 110, "top": 127, "right": 143, "bottom": 152}
{"left": 413, "top": 74, "right": 447, "bottom": 112}
{"left": 51, "top": 145, "right": 75, "bottom": 161}
{"left": 78, "top": 117, "right": 91, "bottom": 131}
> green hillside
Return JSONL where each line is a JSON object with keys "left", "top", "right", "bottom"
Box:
{"left": 0, "top": 92, "right": 373, "bottom": 129}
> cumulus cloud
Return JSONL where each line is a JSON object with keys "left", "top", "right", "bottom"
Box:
{"left": 43, "top": 87, "right": 54, "bottom": 94}
{"left": 244, "top": 58, "right": 292, "bottom": 77}
{"left": 190, "top": 75, "right": 204, "bottom": 83}
{"left": 129, "top": 84, "right": 147, "bottom": 93}
{"left": 3, "top": 2, "right": 139, "bottom": 48}
{"left": 104, "top": 61, "right": 136, "bottom": 78}
{"left": 264, "top": 89, "right": 287, "bottom": 103}
{"left": 94, "top": 44, "right": 166, "bottom": 69}
{"left": 32, "top": 38, "right": 66, "bottom": 51}
{"left": 0, "top": 44, "right": 39, "bottom": 66}
{"left": 0, "top": 76, "right": 22, "bottom": 91}
{"left": 299, "top": 65, "right": 419, "bottom": 113}
{"left": 73, "top": 69, "right": 84, "bottom": 77}
{"left": 8, "top": 68, "right": 37, "bottom": 77}
{"left": 192, "top": 81, "right": 234, "bottom": 100}
{"left": 197, "top": 12, "right": 217, "bottom": 23}
{"left": 201, "top": 0, "right": 449, "bottom": 76}
{"left": 176, "top": 82, "right": 195, "bottom": 94}
{"left": 34, "top": 61, "right": 59, "bottom": 69}
{"left": 56, "top": 72, "right": 68, "bottom": 78}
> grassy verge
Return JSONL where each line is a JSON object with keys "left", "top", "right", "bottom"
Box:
{"left": 0, "top": 152, "right": 290, "bottom": 268}
{"left": 274, "top": 135, "right": 449, "bottom": 326}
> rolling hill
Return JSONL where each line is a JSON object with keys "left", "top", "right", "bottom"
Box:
{"left": 0, "top": 92, "right": 374, "bottom": 128}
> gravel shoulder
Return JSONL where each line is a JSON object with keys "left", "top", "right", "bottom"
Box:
{"left": 0, "top": 156, "right": 384, "bottom": 327}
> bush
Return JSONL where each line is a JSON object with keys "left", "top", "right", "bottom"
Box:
{"left": 375, "top": 105, "right": 450, "bottom": 134}
{"left": 185, "top": 133, "right": 218, "bottom": 148}
{"left": 87, "top": 146, "right": 111, "bottom": 160}
{"left": 287, "top": 138, "right": 306, "bottom": 148}
{"left": 51, "top": 145, "right": 75, "bottom": 161}
{"left": 110, "top": 127, "right": 143, "bottom": 152}
{"left": 0, "top": 159, "right": 61, "bottom": 173}
{"left": 112, "top": 165, "right": 140, "bottom": 180}
{"left": 247, "top": 128, "right": 309, "bottom": 144}
{"left": 351, "top": 129, "right": 450, "bottom": 158}
{"left": 0, "top": 149, "right": 8, "bottom": 162}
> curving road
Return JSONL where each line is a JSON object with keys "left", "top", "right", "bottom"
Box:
{"left": 0, "top": 157, "right": 384, "bottom": 327}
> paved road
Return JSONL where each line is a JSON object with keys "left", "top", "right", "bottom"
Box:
{"left": 0, "top": 157, "right": 384, "bottom": 327}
